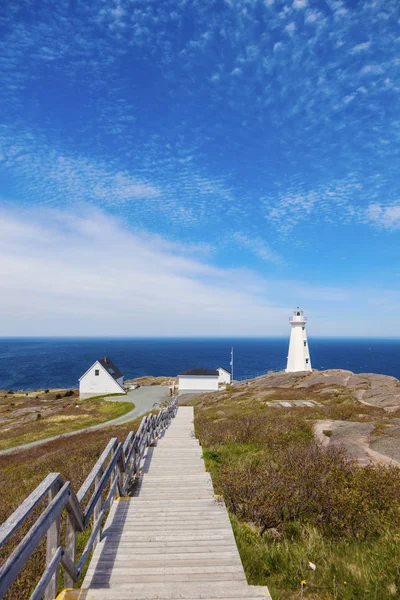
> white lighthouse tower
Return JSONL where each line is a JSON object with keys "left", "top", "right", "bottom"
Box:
{"left": 286, "top": 307, "right": 312, "bottom": 373}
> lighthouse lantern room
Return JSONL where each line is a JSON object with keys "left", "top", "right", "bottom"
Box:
{"left": 286, "top": 307, "right": 312, "bottom": 373}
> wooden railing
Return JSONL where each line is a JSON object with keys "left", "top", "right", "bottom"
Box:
{"left": 0, "top": 399, "right": 177, "bottom": 600}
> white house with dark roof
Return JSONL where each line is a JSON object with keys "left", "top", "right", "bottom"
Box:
{"left": 178, "top": 368, "right": 219, "bottom": 393}
{"left": 79, "top": 356, "right": 126, "bottom": 399}
{"left": 217, "top": 366, "right": 231, "bottom": 385}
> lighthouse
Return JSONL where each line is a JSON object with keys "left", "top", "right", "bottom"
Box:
{"left": 286, "top": 307, "right": 312, "bottom": 373}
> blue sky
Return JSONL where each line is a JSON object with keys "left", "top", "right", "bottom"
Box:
{"left": 1, "top": 0, "right": 400, "bottom": 336}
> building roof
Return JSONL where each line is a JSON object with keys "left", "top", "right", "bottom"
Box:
{"left": 217, "top": 366, "right": 231, "bottom": 374}
{"left": 98, "top": 357, "right": 123, "bottom": 380}
{"left": 179, "top": 367, "right": 219, "bottom": 377}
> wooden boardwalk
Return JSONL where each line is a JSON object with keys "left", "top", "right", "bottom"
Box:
{"left": 77, "top": 407, "right": 272, "bottom": 600}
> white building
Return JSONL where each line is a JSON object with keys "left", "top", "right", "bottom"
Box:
{"left": 286, "top": 307, "right": 312, "bottom": 373}
{"left": 79, "top": 356, "right": 126, "bottom": 399}
{"left": 178, "top": 368, "right": 219, "bottom": 393}
{"left": 217, "top": 366, "right": 231, "bottom": 385}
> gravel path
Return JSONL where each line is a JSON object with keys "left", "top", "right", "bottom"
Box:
{"left": 0, "top": 386, "right": 169, "bottom": 456}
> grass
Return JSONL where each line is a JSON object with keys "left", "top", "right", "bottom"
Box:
{"left": 0, "top": 417, "right": 142, "bottom": 600}
{"left": 80, "top": 393, "right": 127, "bottom": 401}
{"left": 0, "top": 395, "right": 134, "bottom": 451}
{"left": 231, "top": 517, "right": 400, "bottom": 599}
{"left": 194, "top": 380, "right": 400, "bottom": 600}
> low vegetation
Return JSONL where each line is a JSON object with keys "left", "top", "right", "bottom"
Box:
{"left": 0, "top": 389, "right": 133, "bottom": 450}
{"left": 0, "top": 418, "right": 141, "bottom": 600}
{"left": 125, "top": 375, "right": 176, "bottom": 386}
{"left": 195, "top": 376, "right": 400, "bottom": 599}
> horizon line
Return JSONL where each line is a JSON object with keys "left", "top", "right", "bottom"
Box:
{"left": 1, "top": 335, "right": 400, "bottom": 340}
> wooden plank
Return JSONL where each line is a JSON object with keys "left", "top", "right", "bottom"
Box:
{"left": 30, "top": 545, "right": 63, "bottom": 600}
{"left": 61, "top": 545, "right": 79, "bottom": 581}
{"left": 0, "top": 482, "right": 70, "bottom": 598}
{"left": 85, "top": 572, "right": 246, "bottom": 584}
{"left": 93, "top": 466, "right": 103, "bottom": 548}
{"left": 77, "top": 475, "right": 119, "bottom": 575}
{"left": 66, "top": 488, "right": 84, "bottom": 532}
{"left": 77, "top": 438, "right": 118, "bottom": 503}
{"left": 83, "top": 443, "right": 122, "bottom": 524}
{"left": 44, "top": 483, "right": 61, "bottom": 600}
{"left": 122, "top": 431, "right": 134, "bottom": 457}
{"left": 64, "top": 511, "right": 77, "bottom": 588}
{"left": 0, "top": 473, "right": 62, "bottom": 549}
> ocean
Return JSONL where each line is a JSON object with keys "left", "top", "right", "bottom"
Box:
{"left": 1, "top": 337, "right": 400, "bottom": 391}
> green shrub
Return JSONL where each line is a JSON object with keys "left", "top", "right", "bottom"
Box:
{"left": 219, "top": 443, "right": 400, "bottom": 540}
{"left": 196, "top": 412, "right": 314, "bottom": 450}
{"left": 202, "top": 450, "right": 221, "bottom": 463}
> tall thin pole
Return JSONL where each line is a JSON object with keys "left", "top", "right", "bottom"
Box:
{"left": 230, "top": 346, "right": 234, "bottom": 382}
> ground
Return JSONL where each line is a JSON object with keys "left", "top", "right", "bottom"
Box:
{"left": 0, "top": 385, "right": 169, "bottom": 452}
{"left": 125, "top": 375, "right": 177, "bottom": 386}
{"left": 192, "top": 369, "right": 400, "bottom": 599}
{"left": 2, "top": 369, "right": 400, "bottom": 599}
{"left": 0, "top": 418, "right": 143, "bottom": 600}
{"left": 191, "top": 368, "right": 400, "bottom": 466}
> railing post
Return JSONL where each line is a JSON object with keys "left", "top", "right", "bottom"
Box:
{"left": 64, "top": 512, "right": 76, "bottom": 589}
{"left": 112, "top": 450, "right": 120, "bottom": 500}
{"left": 94, "top": 468, "right": 103, "bottom": 546}
{"left": 44, "top": 484, "right": 61, "bottom": 600}
{"left": 133, "top": 439, "right": 139, "bottom": 474}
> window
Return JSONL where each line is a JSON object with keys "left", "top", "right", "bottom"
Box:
{"left": 302, "top": 327, "right": 305, "bottom": 331}
{"left": 95, "top": 369, "right": 99, "bottom": 376}
{"left": 297, "top": 312, "right": 300, "bottom": 316}
{"left": 304, "top": 341, "right": 307, "bottom": 346}
{"left": 306, "top": 359, "right": 309, "bottom": 364}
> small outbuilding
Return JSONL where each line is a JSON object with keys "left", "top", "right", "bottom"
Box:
{"left": 79, "top": 356, "right": 126, "bottom": 399}
{"left": 217, "top": 366, "right": 231, "bottom": 385}
{"left": 178, "top": 368, "right": 219, "bottom": 393}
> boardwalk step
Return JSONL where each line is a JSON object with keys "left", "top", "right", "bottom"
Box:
{"left": 78, "top": 583, "right": 272, "bottom": 599}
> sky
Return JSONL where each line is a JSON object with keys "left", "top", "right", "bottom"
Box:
{"left": 1, "top": 0, "right": 400, "bottom": 337}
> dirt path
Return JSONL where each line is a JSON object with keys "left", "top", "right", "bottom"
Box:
{"left": 314, "top": 420, "right": 400, "bottom": 466}
{"left": 0, "top": 386, "right": 169, "bottom": 456}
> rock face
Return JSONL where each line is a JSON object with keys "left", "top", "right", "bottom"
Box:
{"left": 242, "top": 369, "right": 400, "bottom": 409}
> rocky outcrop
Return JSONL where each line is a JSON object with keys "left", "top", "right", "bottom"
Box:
{"left": 242, "top": 369, "right": 400, "bottom": 409}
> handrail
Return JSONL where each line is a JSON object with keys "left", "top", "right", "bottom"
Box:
{"left": 0, "top": 473, "right": 62, "bottom": 549}
{"left": 0, "top": 398, "right": 178, "bottom": 600}
{"left": 77, "top": 438, "right": 118, "bottom": 503}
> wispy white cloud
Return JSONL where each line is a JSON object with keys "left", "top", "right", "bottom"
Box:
{"left": 0, "top": 206, "right": 287, "bottom": 336}
{"left": 293, "top": 0, "right": 308, "bottom": 10}
{"left": 233, "top": 233, "right": 282, "bottom": 264}
{"left": 365, "top": 203, "right": 400, "bottom": 229}
{"left": 285, "top": 22, "right": 296, "bottom": 35}
{"left": 262, "top": 178, "right": 366, "bottom": 233}
{"left": 1, "top": 205, "right": 398, "bottom": 337}
{"left": 352, "top": 41, "right": 371, "bottom": 53}
{"left": 361, "top": 64, "right": 384, "bottom": 75}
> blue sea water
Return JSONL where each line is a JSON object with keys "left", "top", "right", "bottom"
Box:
{"left": 0, "top": 337, "right": 400, "bottom": 390}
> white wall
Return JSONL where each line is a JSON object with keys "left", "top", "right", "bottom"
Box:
{"left": 217, "top": 369, "right": 231, "bottom": 385}
{"left": 286, "top": 324, "right": 312, "bottom": 372}
{"left": 80, "top": 363, "right": 125, "bottom": 398}
{"left": 178, "top": 376, "right": 219, "bottom": 392}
